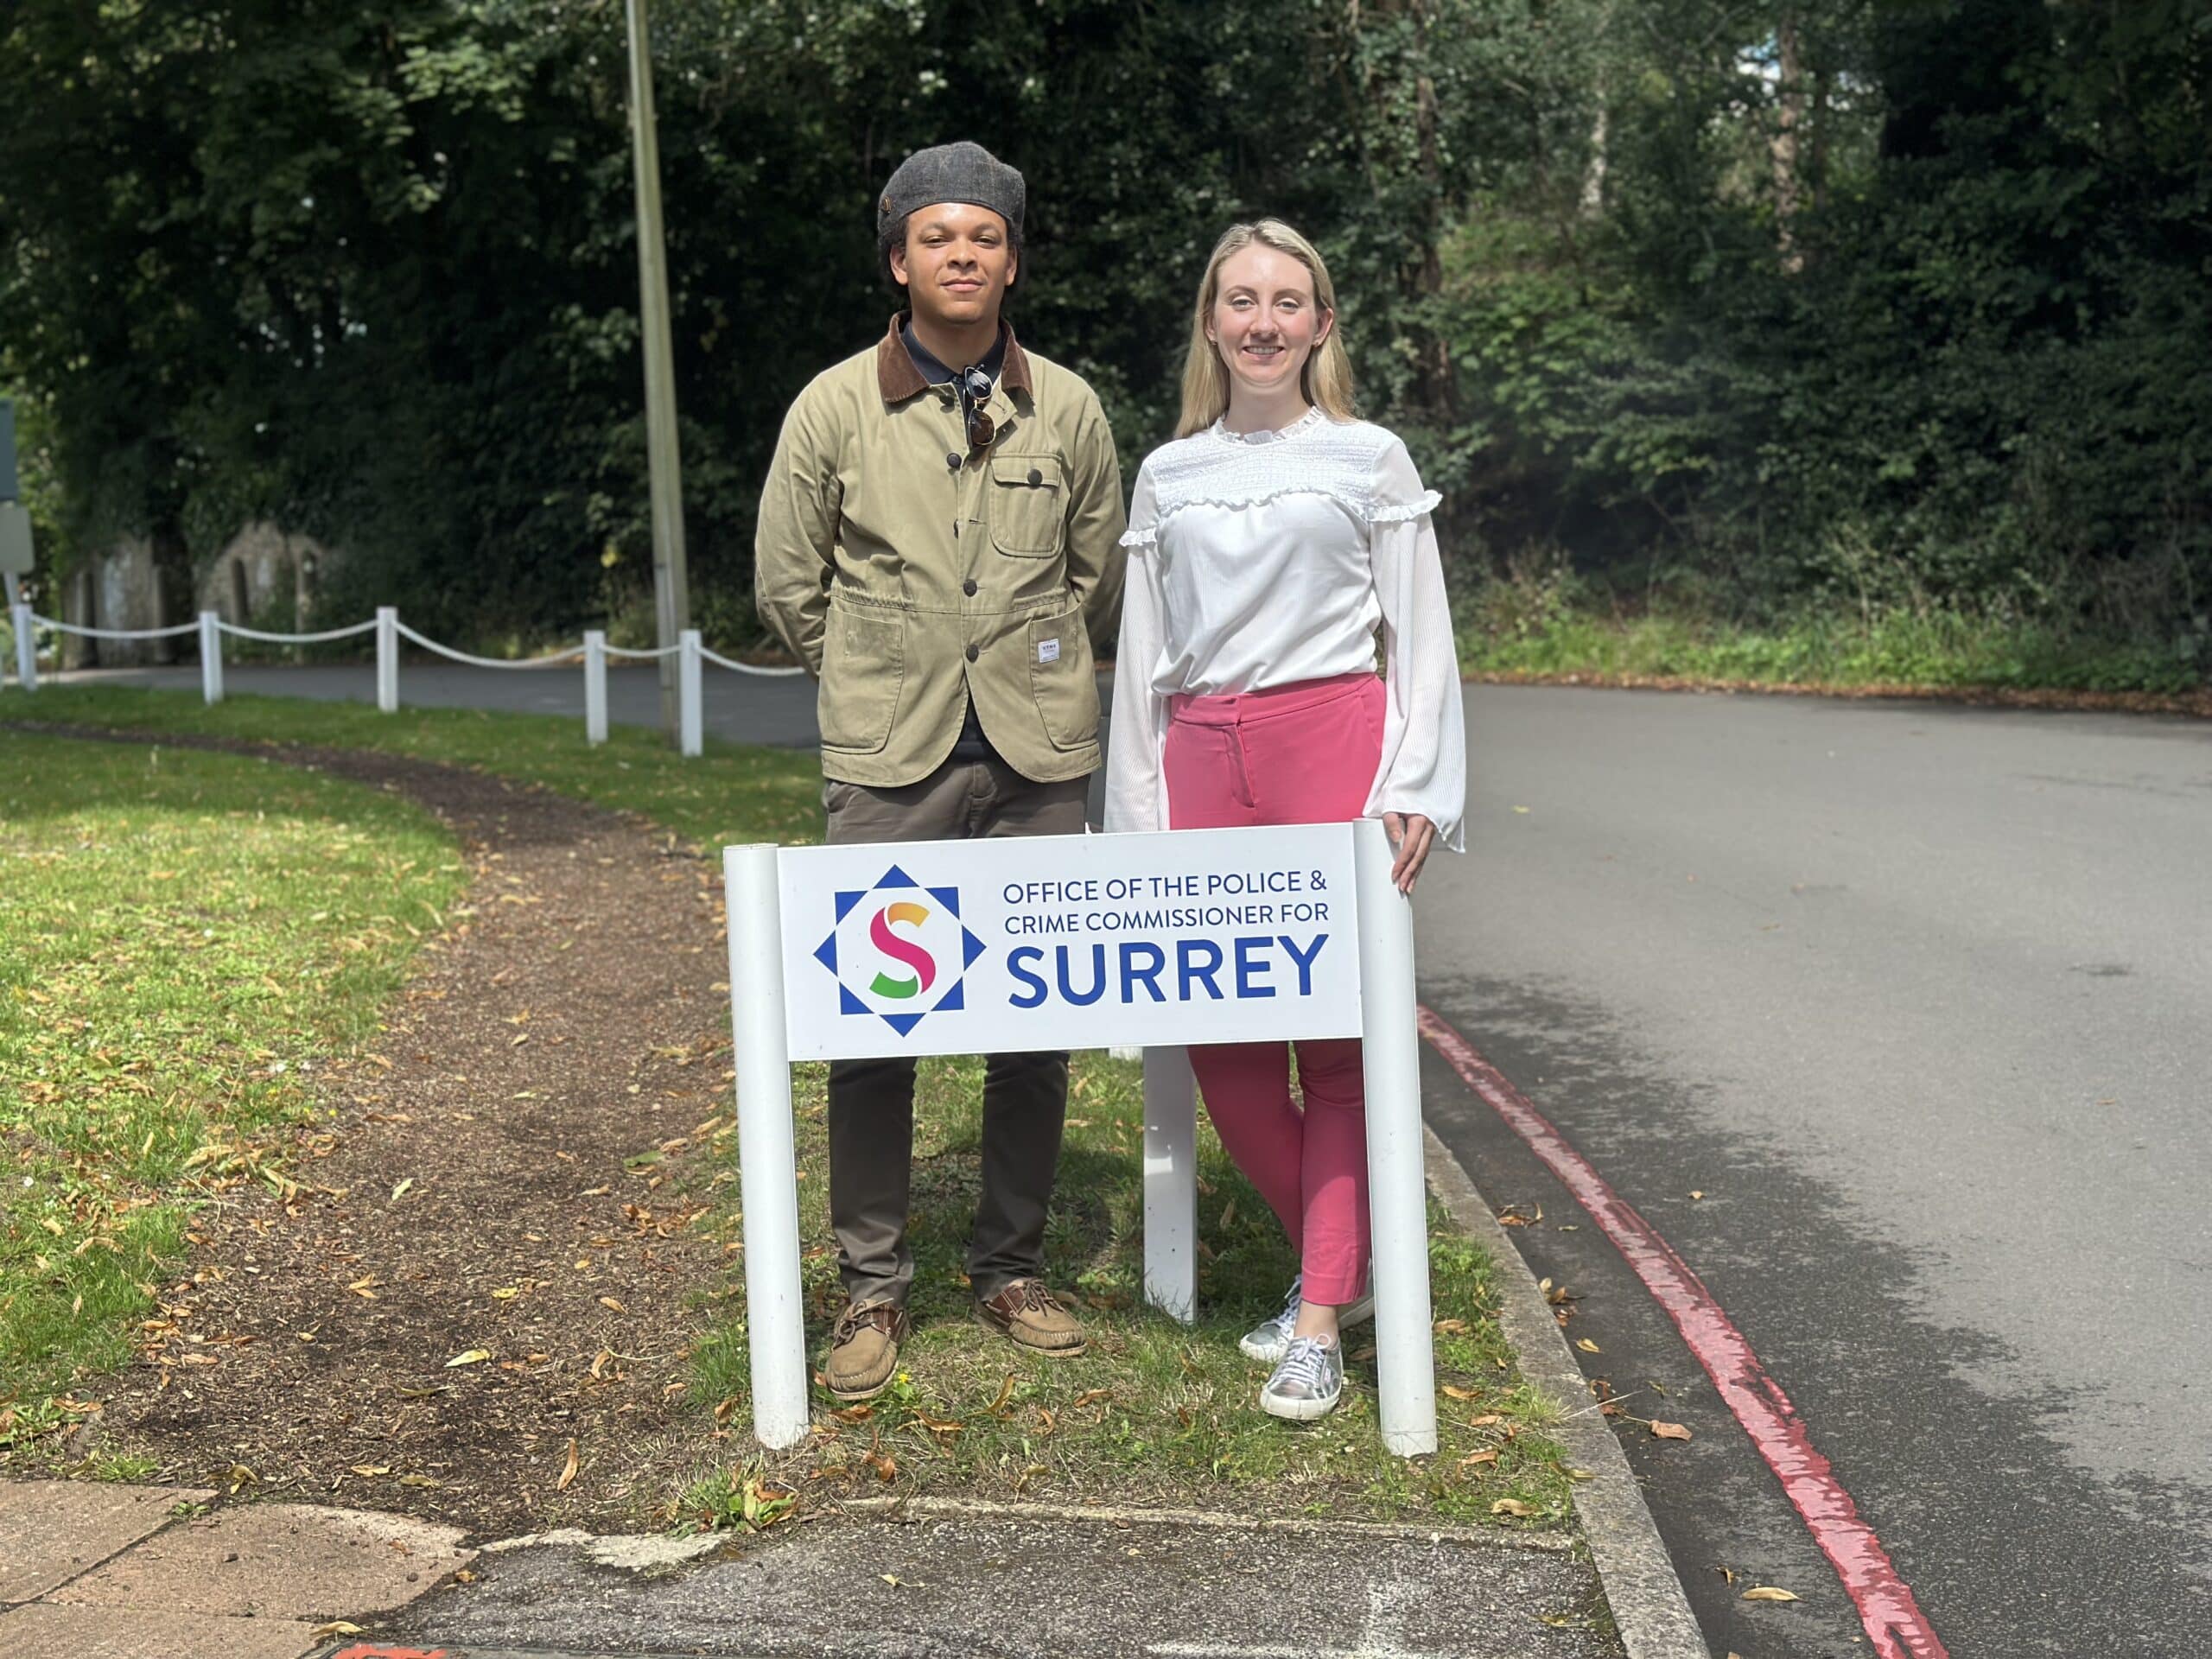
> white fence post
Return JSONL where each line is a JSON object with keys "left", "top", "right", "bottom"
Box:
{"left": 583, "top": 629, "right": 608, "bottom": 746}
{"left": 1353, "top": 817, "right": 1438, "bottom": 1457}
{"left": 5, "top": 578, "right": 34, "bottom": 691}
{"left": 376, "top": 607, "right": 398, "bottom": 713}
{"left": 1141, "top": 1047, "right": 1198, "bottom": 1323}
{"left": 723, "top": 843, "right": 810, "bottom": 1449}
{"left": 678, "top": 628, "right": 702, "bottom": 757}
{"left": 198, "top": 611, "right": 224, "bottom": 705}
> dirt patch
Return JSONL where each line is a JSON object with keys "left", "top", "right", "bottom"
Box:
{"left": 28, "top": 728, "right": 741, "bottom": 1535}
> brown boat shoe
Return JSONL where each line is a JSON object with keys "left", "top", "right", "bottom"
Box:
{"left": 975, "top": 1277, "right": 1087, "bottom": 1355}
{"left": 823, "top": 1299, "right": 911, "bottom": 1401}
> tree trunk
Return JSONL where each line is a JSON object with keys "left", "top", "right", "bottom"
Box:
{"left": 1407, "top": 1, "right": 1457, "bottom": 423}
{"left": 1772, "top": 11, "right": 1806, "bottom": 272}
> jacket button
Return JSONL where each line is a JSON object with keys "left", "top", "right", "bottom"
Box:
{"left": 963, "top": 579, "right": 977, "bottom": 596}
{"left": 1027, "top": 467, "right": 1043, "bottom": 486}
{"left": 945, "top": 451, "right": 962, "bottom": 470}
{"left": 965, "top": 644, "right": 979, "bottom": 663}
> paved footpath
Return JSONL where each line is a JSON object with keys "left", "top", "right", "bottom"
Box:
{"left": 0, "top": 1480, "right": 470, "bottom": 1658}
{"left": 1, "top": 1481, "right": 1627, "bottom": 1659}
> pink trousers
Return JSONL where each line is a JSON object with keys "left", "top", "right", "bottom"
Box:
{"left": 1164, "top": 671, "right": 1384, "bottom": 1306}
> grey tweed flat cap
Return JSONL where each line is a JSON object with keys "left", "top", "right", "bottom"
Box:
{"left": 877, "top": 141, "right": 1026, "bottom": 252}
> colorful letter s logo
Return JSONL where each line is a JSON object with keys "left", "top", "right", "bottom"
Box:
{"left": 868, "top": 902, "right": 938, "bottom": 1000}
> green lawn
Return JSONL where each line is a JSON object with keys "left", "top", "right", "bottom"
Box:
{"left": 1457, "top": 599, "right": 2206, "bottom": 700}
{"left": 2, "top": 685, "right": 1577, "bottom": 1528}
{"left": 0, "top": 683, "right": 823, "bottom": 851}
{"left": 0, "top": 733, "right": 465, "bottom": 1446}
{"left": 683, "top": 1052, "right": 1573, "bottom": 1529}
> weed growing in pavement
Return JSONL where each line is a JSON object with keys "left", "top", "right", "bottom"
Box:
{"left": 0, "top": 733, "right": 465, "bottom": 1452}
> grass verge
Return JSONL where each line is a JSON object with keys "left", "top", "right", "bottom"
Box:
{"left": 3, "top": 685, "right": 1577, "bottom": 1529}
{"left": 678, "top": 1050, "right": 1576, "bottom": 1530}
{"left": 0, "top": 683, "right": 823, "bottom": 849}
{"left": 1457, "top": 594, "right": 2208, "bottom": 706}
{"left": 0, "top": 732, "right": 465, "bottom": 1448}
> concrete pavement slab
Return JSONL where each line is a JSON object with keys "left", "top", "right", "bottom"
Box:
{"left": 52, "top": 1501, "right": 474, "bottom": 1619}
{"left": 0, "top": 1479, "right": 214, "bottom": 1603}
{"left": 0, "top": 1600, "right": 321, "bottom": 1659}
{"left": 378, "top": 1512, "right": 1623, "bottom": 1659}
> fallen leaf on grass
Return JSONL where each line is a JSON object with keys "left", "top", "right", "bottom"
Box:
{"left": 1458, "top": 1448, "right": 1499, "bottom": 1468}
{"left": 1070, "top": 1389, "right": 1114, "bottom": 1410}
{"left": 864, "top": 1449, "right": 898, "bottom": 1482}
{"left": 1491, "top": 1498, "right": 1537, "bottom": 1517}
{"left": 557, "top": 1439, "right": 580, "bottom": 1491}
{"left": 832, "top": 1404, "right": 874, "bottom": 1423}
{"left": 445, "top": 1349, "right": 493, "bottom": 1368}
{"left": 597, "top": 1295, "right": 626, "bottom": 1313}
{"left": 346, "top": 1275, "right": 380, "bottom": 1300}
{"left": 1433, "top": 1318, "right": 1470, "bottom": 1335}
{"left": 1651, "top": 1421, "right": 1693, "bottom": 1441}
{"left": 985, "top": 1374, "right": 1017, "bottom": 1418}
{"left": 1442, "top": 1384, "right": 1480, "bottom": 1401}
{"left": 1742, "top": 1586, "right": 1799, "bottom": 1603}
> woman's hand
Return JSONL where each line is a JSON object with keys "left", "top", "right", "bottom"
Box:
{"left": 1381, "top": 812, "right": 1437, "bottom": 894}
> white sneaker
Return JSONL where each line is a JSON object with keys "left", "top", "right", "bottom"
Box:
{"left": 1260, "top": 1333, "right": 1344, "bottom": 1421}
{"left": 1238, "top": 1274, "right": 1376, "bottom": 1365}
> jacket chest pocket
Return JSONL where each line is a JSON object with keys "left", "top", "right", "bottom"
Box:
{"left": 988, "top": 454, "right": 1066, "bottom": 556}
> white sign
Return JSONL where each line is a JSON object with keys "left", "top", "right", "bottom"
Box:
{"left": 776, "top": 823, "right": 1362, "bottom": 1060}
{"left": 0, "top": 503, "right": 32, "bottom": 576}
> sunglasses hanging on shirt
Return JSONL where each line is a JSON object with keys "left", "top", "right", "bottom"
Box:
{"left": 956, "top": 365, "right": 996, "bottom": 452}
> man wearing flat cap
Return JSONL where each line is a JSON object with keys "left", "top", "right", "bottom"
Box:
{"left": 755, "top": 141, "right": 1126, "bottom": 1401}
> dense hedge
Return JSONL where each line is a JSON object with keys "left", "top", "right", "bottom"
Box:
{"left": 3, "top": 1, "right": 2205, "bottom": 673}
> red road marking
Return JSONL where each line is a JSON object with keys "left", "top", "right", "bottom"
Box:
{"left": 1417, "top": 1004, "right": 1949, "bottom": 1659}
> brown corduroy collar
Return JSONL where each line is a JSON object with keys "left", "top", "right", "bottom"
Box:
{"left": 875, "top": 313, "right": 1033, "bottom": 404}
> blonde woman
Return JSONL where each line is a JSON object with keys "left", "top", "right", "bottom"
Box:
{"left": 1103, "top": 220, "right": 1465, "bottom": 1421}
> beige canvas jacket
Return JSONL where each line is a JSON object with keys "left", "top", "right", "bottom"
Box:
{"left": 754, "top": 316, "right": 1127, "bottom": 787}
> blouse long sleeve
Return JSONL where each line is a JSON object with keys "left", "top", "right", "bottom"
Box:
{"left": 1363, "top": 439, "right": 1468, "bottom": 851}
{"left": 1103, "top": 464, "right": 1172, "bottom": 834}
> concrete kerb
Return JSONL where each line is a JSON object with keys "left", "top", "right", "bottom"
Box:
{"left": 1422, "top": 1124, "right": 1708, "bottom": 1659}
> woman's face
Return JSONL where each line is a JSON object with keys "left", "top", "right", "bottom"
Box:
{"left": 1207, "top": 244, "right": 1332, "bottom": 401}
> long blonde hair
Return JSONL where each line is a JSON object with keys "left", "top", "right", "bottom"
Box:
{"left": 1175, "top": 219, "right": 1357, "bottom": 438}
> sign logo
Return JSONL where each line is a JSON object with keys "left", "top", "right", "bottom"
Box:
{"left": 813, "top": 864, "right": 985, "bottom": 1037}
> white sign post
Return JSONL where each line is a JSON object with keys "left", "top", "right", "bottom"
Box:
{"left": 723, "top": 818, "right": 1436, "bottom": 1456}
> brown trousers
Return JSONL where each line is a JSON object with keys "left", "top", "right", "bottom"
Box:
{"left": 823, "top": 753, "right": 1088, "bottom": 1306}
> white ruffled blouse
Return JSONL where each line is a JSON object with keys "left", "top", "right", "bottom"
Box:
{"left": 1103, "top": 410, "right": 1467, "bottom": 850}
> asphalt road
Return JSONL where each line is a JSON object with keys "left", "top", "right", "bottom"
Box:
{"left": 48, "top": 662, "right": 2212, "bottom": 1655}
{"left": 1416, "top": 685, "right": 2212, "bottom": 1659}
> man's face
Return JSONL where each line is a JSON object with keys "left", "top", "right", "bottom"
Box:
{"left": 889, "top": 202, "right": 1017, "bottom": 331}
